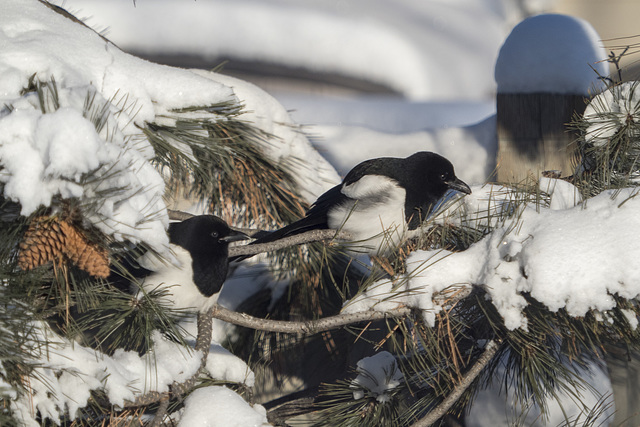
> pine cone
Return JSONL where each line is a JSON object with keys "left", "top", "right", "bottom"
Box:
{"left": 60, "top": 220, "right": 110, "bottom": 278}
{"left": 18, "top": 216, "right": 110, "bottom": 278}
{"left": 18, "top": 217, "right": 66, "bottom": 271}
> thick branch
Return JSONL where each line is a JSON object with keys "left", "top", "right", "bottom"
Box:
{"left": 410, "top": 339, "right": 500, "bottom": 427}
{"left": 210, "top": 304, "right": 412, "bottom": 334}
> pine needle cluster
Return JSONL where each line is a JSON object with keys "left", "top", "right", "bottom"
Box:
{"left": 308, "top": 171, "right": 639, "bottom": 426}
{"left": 144, "top": 102, "right": 307, "bottom": 228}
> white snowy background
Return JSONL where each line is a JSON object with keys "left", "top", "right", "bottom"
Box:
{"left": 2, "top": 0, "right": 636, "bottom": 425}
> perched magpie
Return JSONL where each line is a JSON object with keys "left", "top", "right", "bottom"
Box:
{"left": 247, "top": 151, "right": 471, "bottom": 255}
{"left": 130, "top": 215, "right": 248, "bottom": 312}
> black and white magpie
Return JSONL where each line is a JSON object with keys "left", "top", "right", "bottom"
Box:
{"left": 128, "top": 215, "right": 248, "bottom": 312}
{"left": 247, "top": 151, "right": 471, "bottom": 255}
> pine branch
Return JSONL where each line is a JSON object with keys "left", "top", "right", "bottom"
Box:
{"left": 119, "top": 305, "right": 417, "bottom": 413}
{"left": 267, "top": 396, "right": 318, "bottom": 425}
{"left": 410, "top": 340, "right": 500, "bottom": 427}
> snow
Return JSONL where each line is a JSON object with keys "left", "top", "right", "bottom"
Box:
{"left": 351, "top": 351, "right": 404, "bottom": 403}
{"left": 53, "top": 0, "right": 534, "bottom": 101}
{"left": 346, "top": 182, "right": 640, "bottom": 330}
{"left": 583, "top": 80, "right": 640, "bottom": 147}
{"left": 10, "top": 324, "right": 204, "bottom": 425}
{"left": 0, "top": 0, "right": 627, "bottom": 425}
{"left": 495, "top": 14, "right": 608, "bottom": 94}
{"left": 178, "top": 386, "right": 269, "bottom": 427}
{"left": 206, "top": 342, "right": 256, "bottom": 387}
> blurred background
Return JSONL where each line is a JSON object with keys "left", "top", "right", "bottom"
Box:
{"left": 53, "top": 0, "right": 639, "bottom": 98}
{"left": 50, "top": 0, "right": 640, "bottom": 180}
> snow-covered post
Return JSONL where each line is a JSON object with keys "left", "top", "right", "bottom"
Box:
{"left": 494, "top": 14, "right": 608, "bottom": 182}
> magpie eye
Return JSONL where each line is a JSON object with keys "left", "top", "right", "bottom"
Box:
{"left": 440, "top": 173, "right": 447, "bottom": 181}
{"left": 211, "top": 231, "right": 219, "bottom": 238}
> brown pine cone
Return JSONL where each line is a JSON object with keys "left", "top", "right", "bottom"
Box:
{"left": 18, "top": 216, "right": 110, "bottom": 278}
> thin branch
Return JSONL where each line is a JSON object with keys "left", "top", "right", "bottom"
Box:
{"left": 210, "top": 287, "right": 473, "bottom": 335}
{"left": 410, "top": 339, "right": 501, "bottom": 427}
{"left": 171, "top": 309, "right": 213, "bottom": 396}
{"left": 210, "top": 303, "right": 412, "bottom": 334}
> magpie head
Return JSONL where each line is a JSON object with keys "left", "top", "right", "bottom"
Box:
{"left": 407, "top": 152, "right": 471, "bottom": 197}
{"left": 168, "top": 215, "right": 248, "bottom": 297}
{"left": 168, "top": 215, "right": 248, "bottom": 255}
{"left": 398, "top": 152, "right": 471, "bottom": 228}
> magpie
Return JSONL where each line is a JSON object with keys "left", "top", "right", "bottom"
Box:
{"left": 245, "top": 151, "right": 471, "bottom": 256}
{"left": 129, "top": 215, "right": 248, "bottom": 313}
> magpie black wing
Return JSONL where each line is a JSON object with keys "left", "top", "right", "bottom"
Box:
{"left": 249, "top": 184, "right": 345, "bottom": 246}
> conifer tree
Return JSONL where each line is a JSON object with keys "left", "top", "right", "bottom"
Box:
{"left": 2, "top": 3, "right": 640, "bottom": 426}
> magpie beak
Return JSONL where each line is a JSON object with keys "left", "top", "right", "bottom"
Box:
{"left": 220, "top": 229, "right": 250, "bottom": 243}
{"left": 445, "top": 177, "right": 472, "bottom": 195}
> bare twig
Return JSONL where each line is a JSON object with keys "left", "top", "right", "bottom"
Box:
{"left": 410, "top": 339, "right": 500, "bottom": 427}
{"left": 208, "top": 286, "right": 472, "bottom": 335}
{"left": 210, "top": 304, "right": 412, "bottom": 334}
